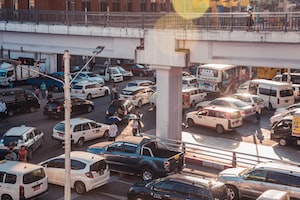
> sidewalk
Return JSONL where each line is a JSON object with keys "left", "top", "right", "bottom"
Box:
{"left": 118, "top": 124, "right": 300, "bottom": 170}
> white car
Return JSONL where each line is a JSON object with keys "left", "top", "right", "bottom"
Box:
{"left": 71, "top": 82, "right": 110, "bottom": 100}
{"left": 119, "top": 86, "right": 155, "bottom": 107}
{"left": 270, "top": 108, "right": 300, "bottom": 126}
{"left": 186, "top": 106, "right": 243, "bottom": 134}
{"left": 109, "top": 67, "right": 123, "bottom": 83}
{"left": 125, "top": 80, "right": 155, "bottom": 88}
{"left": 39, "top": 151, "right": 110, "bottom": 194}
{"left": 230, "top": 93, "right": 264, "bottom": 109}
{"left": 150, "top": 91, "right": 157, "bottom": 106}
{"left": 77, "top": 72, "right": 105, "bottom": 86}
{"left": 196, "top": 97, "right": 255, "bottom": 119}
{"left": 52, "top": 118, "right": 109, "bottom": 147}
{"left": 274, "top": 102, "right": 300, "bottom": 115}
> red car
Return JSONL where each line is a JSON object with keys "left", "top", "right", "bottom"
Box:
{"left": 122, "top": 63, "right": 153, "bottom": 77}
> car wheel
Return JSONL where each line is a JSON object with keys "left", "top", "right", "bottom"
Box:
{"left": 132, "top": 195, "right": 145, "bottom": 200}
{"left": 87, "top": 94, "right": 92, "bottom": 100}
{"left": 104, "top": 90, "right": 109, "bottom": 96}
{"left": 216, "top": 124, "right": 225, "bottom": 134}
{"left": 279, "top": 138, "right": 287, "bottom": 146}
{"left": 226, "top": 185, "right": 239, "bottom": 200}
{"left": 141, "top": 167, "right": 154, "bottom": 181}
{"left": 103, "top": 130, "right": 109, "bottom": 138}
{"left": 1, "top": 194, "right": 13, "bottom": 200}
{"left": 87, "top": 106, "right": 93, "bottom": 113}
{"left": 27, "top": 149, "right": 33, "bottom": 160}
{"left": 187, "top": 119, "right": 194, "bottom": 127}
{"left": 53, "top": 86, "right": 59, "bottom": 93}
{"left": 138, "top": 100, "right": 142, "bottom": 108}
{"left": 77, "top": 138, "right": 84, "bottom": 148}
{"left": 139, "top": 72, "right": 144, "bottom": 77}
{"left": 29, "top": 106, "right": 35, "bottom": 113}
{"left": 74, "top": 181, "right": 86, "bottom": 194}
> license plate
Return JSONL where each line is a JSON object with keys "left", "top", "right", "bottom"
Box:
{"left": 33, "top": 185, "right": 40, "bottom": 191}
{"left": 297, "top": 140, "right": 300, "bottom": 145}
{"left": 58, "top": 133, "right": 64, "bottom": 137}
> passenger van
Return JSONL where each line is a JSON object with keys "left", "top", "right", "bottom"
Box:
{"left": 0, "top": 88, "right": 40, "bottom": 116}
{"left": 182, "top": 87, "right": 207, "bottom": 108}
{"left": 0, "top": 160, "right": 48, "bottom": 200}
{"left": 97, "top": 65, "right": 123, "bottom": 83}
{"left": 237, "top": 79, "right": 294, "bottom": 109}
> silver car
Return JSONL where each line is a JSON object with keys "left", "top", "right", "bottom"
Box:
{"left": 217, "top": 162, "right": 300, "bottom": 200}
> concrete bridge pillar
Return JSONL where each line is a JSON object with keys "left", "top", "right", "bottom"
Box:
{"left": 154, "top": 65, "right": 182, "bottom": 140}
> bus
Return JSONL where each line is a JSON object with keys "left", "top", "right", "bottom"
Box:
{"left": 195, "top": 64, "right": 250, "bottom": 94}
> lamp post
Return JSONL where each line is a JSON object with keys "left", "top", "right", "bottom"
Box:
{"left": 63, "top": 46, "right": 104, "bottom": 200}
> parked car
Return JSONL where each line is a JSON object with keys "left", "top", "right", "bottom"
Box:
{"left": 230, "top": 93, "right": 265, "bottom": 109}
{"left": 196, "top": 97, "right": 255, "bottom": 119}
{"left": 52, "top": 117, "right": 109, "bottom": 147}
{"left": 71, "top": 81, "right": 110, "bottom": 100}
{"left": 119, "top": 86, "right": 155, "bottom": 107}
{"left": 87, "top": 136, "right": 185, "bottom": 181}
{"left": 0, "top": 161, "right": 48, "bottom": 200}
{"left": 182, "top": 76, "right": 197, "bottom": 88}
{"left": 186, "top": 106, "right": 243, "bottom": 134}
{"left": 76, "top": 72, "right": 105, "bottom": 86}
{"left": 105, "top": 99, "right": 135, "bottom": 120}
{"left": 123, "top": 63, "right": 153, "bottom": 77}
{"left": 217, "top": 162, "right": 300, "bottom": 200}
{"left": 127, "top": 174, "right": 229, "bottom": 200}
{"left": 38, "top": 151, "right": 109, "bottom": 194}
{"left": 270, "top": 108, "right": 300, "bottom": 127}
{"left": 43, "top": 96, "right": 94, "bottom": 119}
{"left": 274, "top": 102, "right": 300, "bottom": 115}
{"left": 125, "top": 79, "right": 155, "bottom": 88}
{"left": 112, "top": 65, "right": 133, "bottom": 80}
{"left": 0, "top": 125, "right": 44, "bottom": 160}
{"left": 257, "top": 189, "right": 290, "bottom": 200}
{"left": 109, "top": 66, "right": 123, "bottom": 83}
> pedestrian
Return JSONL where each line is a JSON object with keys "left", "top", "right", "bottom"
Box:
{"left": 0, "top": 98, "right": 7, "bottom": 121}
{"left": 254, "top": 101, "right": 261, "bottom": 123}
{"left": 34, "top": 86, "right": 40, "bottom": 98}
{"left": 112, "top": 84, "right": 119, "bottom": 100}
{"left": 108, "top": 122, "right": 118, "bottom": 141}
{"left": 18, "top": 145, "right": 28, "bottom": 162}
{"left": 132, "top": 119, "right": 139, "bottom": 136}
{"left": 40, "top": 82, "right": 47, "bottom": 99}
{"left": 246, "top": 1, "right": 254, "bottom": 31}
{"left": 7, "top": 80, "right": 13, "bottom": 88}
{"left": 5, "top": 148, "right": 17, "bottom": 161}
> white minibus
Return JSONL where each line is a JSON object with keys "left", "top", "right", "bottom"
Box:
{"left": 237, "top": 79, "right": 294, "bottom": 109}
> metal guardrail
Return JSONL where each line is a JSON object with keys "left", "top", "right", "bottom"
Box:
{"left": 0, "top": 9, "right": 299, "bottom": 32}
{"left": 143, "top": 133, "right": 300, "bottom": 169}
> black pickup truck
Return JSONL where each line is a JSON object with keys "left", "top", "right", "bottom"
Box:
{"left": 87, "top": 136, "right": 185, "bottom": 181}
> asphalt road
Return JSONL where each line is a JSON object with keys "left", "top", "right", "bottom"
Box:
{"left": 0, "top": 76, "right": 298, "bottom": 199}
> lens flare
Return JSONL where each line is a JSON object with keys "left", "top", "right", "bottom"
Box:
{"left": 172, "top": 0, "right": 210, "bottom": 20}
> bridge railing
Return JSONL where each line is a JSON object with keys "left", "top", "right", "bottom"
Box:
{"left": 0, "top": 9, "right": 299, "bottom": 32}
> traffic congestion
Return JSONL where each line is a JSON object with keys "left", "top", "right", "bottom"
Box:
{"left": 1, "top": 60, "right": 300, "bottom": 200}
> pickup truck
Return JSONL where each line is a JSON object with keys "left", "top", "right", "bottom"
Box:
{"left": 87, "top": 136, "right": 185, "bottom": 181}
{"left": 26, "top": 72, "right": 64, "bottom": 92}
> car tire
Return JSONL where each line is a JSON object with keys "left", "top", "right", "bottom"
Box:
{"left": 87, "top": 94, "right": 92, "bottom": 100}
{"left": 104, "top": 90, "right": 109, "bottom": 96}
{"left": 87, "top": 106, "right": 93, "bottom": 113}
{"left": 141, "top": 167, "right": 154, "bottom": 181}
{"left": 279, "top": 138, "right": 287, "bottom": 146}
{"left": 132, "top": 195, "right": 145, "bottom": 200}
{"left": 187, "top": 119, "right": 194, "bottom": 127}
{"left": 74, "top": 181, "right": 86, "bottom": 194}
{"left": 216, "top": 124, "right": 224, "bottom": 134}
{"left": 1, "top": 194, "right": 13, "bottom": 200}
{"left": 27, "top": 149, "right": 33, "bottom": 160}
{"left": 226, "top": 185, "right": 239, "bottom": 200}
{"left": 77, "top": 138, "right": 84, "bottom": 148}
{"left": 103, "top": 130, "right": 109, "bottom": 138}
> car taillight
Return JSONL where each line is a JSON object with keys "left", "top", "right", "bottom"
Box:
{"left": 164, "top": 161, "right": 170, "bottom": 171}
{"left": 85, "top": 171, "right": 94, "bottom": 178}
{"left": 57, "top": 106, "right": 62, "bottom": 112}
{"left": 19, "top": 186, "right": 24, "bottom": 198}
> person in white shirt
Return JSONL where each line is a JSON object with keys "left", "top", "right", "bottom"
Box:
{"left": 0, "top": 99, "right": 7, "bottom": 121}
{"left": 254, "top": 101, "right": 261, "bottom": 123}
{"left": 132, "top": 119, "right": 140, "bottom": 136}
{"left": 108, "top": 123, "right": 118, "bottom": 141}
{"left": 246, "top": 1, "right": 254, "bottom": 30}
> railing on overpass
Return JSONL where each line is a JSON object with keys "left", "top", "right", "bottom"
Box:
{"left": 142, "top": 133, "right": 300, "bottom": 169}
{"left": 0, "top": 9, "right": 299, "bottom": 32}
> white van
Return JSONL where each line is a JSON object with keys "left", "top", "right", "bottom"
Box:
{"left": 182, "top": 87, "right": 207, "bottom": 108}
{"left": 0, "top": 160, "right": 48, "bottom": 199}
{"left": 237, "top": 79, "right": 294, "bottom": 109}
{"left": 97, "top": 65, "right": 123, "bottom": 83}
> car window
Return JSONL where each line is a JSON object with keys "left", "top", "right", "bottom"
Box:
{"left": 123, "top": 143, "right": 137, "bottom": 153}
{"left": 90, "top": 122, "right": 101, "bottom": 129}
{"left": 71, "top": 159, "right": 86, "bottom": 170}
{"left": 90, "top": 160, "right": 107, "bottom": 174}
{"left": 82, "top": 123, "right": 90, "bottom": 131}
{"left": 266, "top": 171, "right": 289, "bottom": 185}
{"left": 107, "top": 142, "right": 123, "bottom": 152}
{"left": 232, "top": 100, "right": 248, "bottom": 108}
{"left": 154, "top": 180, "right": 174, "bottom": 192}
{"left": 23, "top": 168, "right": 46, "bottom": 184}
{"left": 72, "top": 85, "right": 83, "bottom": 90}
{"left": 54, "top": 123, "right": 65, "bottom": 132}
{"left": 245, "top": 169, "right": 267, "bottom": 181}
{"left": 208, "top": 110, "right": 217, "bottom": 117}
{"left": 0, "top": 172, "right": 4, "bottom": 182}
{"left": 5, "top": 173, "right": 17, "bottom": 184}
{"left": 288, "top": 174, "right": 300, "bottom": 187}
{"left": 173, "top": 182, "right": 191, "bottom": 195}
{"left": 46, "top": 158, "right": 65, "bottom": 169}
{"left": 74, "top": 124, "right": 82, "bottom": 132}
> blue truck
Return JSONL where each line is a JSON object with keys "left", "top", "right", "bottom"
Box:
{"left": 26, "top": 72, "right": 65, "bottom": 92}
{"left": 87, "top": 136, "right": 185, "bottom": 181}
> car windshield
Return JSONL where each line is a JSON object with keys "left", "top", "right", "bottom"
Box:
{"left": 117, "top": 67, "right": 126, "bottom": 72}
{"left": 111, "top": 68, "right": 120, "bottom": 74}
{"left": 2, "top": 136, "right": 23, "bottom": 146}
{"left": 232, "top": 100, "right": 249, "bottom": 108}
{"left": 126, "top": 83, "right": 138, "bottom": 87}
{"left": 72, "top": 85, "right": 83, "bottom": 90}
{"left": 54, "top": 122, "right": 66, "bottom": 132}
{"left": 86, "top": 73, "right": 98, "bottom": 77}
{"left": 136, "top": 64, "right": 145, "bottom": 69}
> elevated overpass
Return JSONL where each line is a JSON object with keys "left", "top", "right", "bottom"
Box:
{"left": 0, "top": 10, "right": 299, "bottom": 140}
